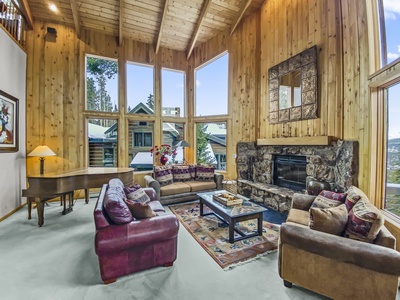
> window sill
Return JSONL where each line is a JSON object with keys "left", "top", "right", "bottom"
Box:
{"left": 381, "top": 210, "right": 400, "bottom": 229}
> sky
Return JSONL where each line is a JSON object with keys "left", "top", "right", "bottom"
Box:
{"left": 384, "top": 0, "right": 400, "bottom": 139}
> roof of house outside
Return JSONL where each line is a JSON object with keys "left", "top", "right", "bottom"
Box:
{"left": 88, "top": 123, "right": 107, "bottom": 139}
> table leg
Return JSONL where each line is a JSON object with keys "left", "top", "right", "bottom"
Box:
{"left": 27, "top": 197, "right": 32, "bottom": 219}
{"left": 258, "top": 213, "right": 263, "bottom": 236}
{"left": 36, "top": 200, "right": 44, "bottom": 227}
{"left": 199, "top": 200, "right": 204, "bottom": 216}
{"left": 229, "top": 220, "right": 235, "bottom": 243}
{"left": 85, "top": 189, "right": 89, "bottom": 204}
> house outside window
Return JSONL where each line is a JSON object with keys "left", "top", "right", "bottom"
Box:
{"left": 87, "top": 118, "right": 117, "bottom": 167}
{"left": 196, "top": 122, "right": 226, "bottom": 171}
{"left": 134, "top": 132, "right": 152, "bottom": 147}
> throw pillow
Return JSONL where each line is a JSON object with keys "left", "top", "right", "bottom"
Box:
{"left": 154, "top": 165, "right": 173, "bottom": 186}
{"left": 103, "top": 187, "right": 133, "bottom": 224}
{"left": 188, "top": 164, "right": 197, "bottom": 179}
{"left": 125, "top": 201, "right": 156, "bottom": 219}
{"left": 172, "top": 165, "right": 191, "bottom": 182}
{"left": 195, "top": 165, "right": 215, "bottom": 181}
{"left": 309, "top": 204, "right": 348, "bottom": 236}
{"left": 344, "top": 185, "right": 365, "bottom": 211}
{"left": 310, "top": 190, "right": 347, "bottom": 209}
{"left": 124, "top": 184, "right": 151, "bottom": 203}
{"left": 345, "top": 198, "right": 384, "bottom": 243}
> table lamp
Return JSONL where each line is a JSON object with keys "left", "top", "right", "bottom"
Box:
{"left": 28, "top": 145, "right": 56, "bottom": 175}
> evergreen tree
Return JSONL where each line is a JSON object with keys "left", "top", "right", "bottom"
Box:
{"left": 146, "top": 94, "right": 154, "bottom": 110}
{"left": 86, "top": 77, "right": 98, "bottom": 111}
{"left": 196, "top": 124, "right": 215, "bottom": 165}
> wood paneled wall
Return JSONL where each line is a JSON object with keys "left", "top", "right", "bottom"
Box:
{"left": 25, "top": 0, "right": 371, "bottom": 192}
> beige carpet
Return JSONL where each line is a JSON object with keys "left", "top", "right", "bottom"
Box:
{"left": 0, "top": 197, "right": 336, "bottom": 300}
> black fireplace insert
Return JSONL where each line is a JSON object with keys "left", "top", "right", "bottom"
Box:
{"left": 273, "top": 155, "right": 307, "bottom": 191}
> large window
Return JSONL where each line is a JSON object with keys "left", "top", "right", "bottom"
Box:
{"left": 378, "top": 0, "right": 400, "bottom": 66}
{"left": 85, "top": 56, "right": 118, "bottom": 112}
{"left": 195, "top": 53, "right": 228, "bottom": 116}
{"left": 126, "top": 63, "right": 154, "bottom": 114}
{"left": 196, "top": 122, "right": 226, "bottom": 170}
{"left": 162, "top": 69, "right": 185, "bottom": 117}
{"left": 385, "top": 82, "right": 400, "bottom": 217}
{"left": 128, "top": 121, "right": 154, "bottom": 171}
{"left": 87, "top": 118, "right": 117, "bottom": 167}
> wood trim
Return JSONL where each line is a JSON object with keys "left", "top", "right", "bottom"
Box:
{"left": 155, "top": 0, "right": 169, "bottom": 54}
{"left": 70, "top": 0, "right": 81, "bottom": 39}
{"left": 257, "top": 136, "right": 336, "bottom": 146}
{"left": 0, "top": 203, "right": 26, "bottom": 222}
{"left": 186, "top": 0, "right": 212, "bottom": 60}
{"left": 365, "top": 0, "right": 381, "bottom": 74}
{"left": 18, "top": 0, "right": 33, "bottom": 30}
{"left": 119, "top": 0, "right": 123, "bottom": 46}
{"left": 230, "top": 0, "right": 252, "bottom": 35}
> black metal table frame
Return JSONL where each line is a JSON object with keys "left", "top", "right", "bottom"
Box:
{"left": 199, "top": 197, "right": 264, "bottom": 243}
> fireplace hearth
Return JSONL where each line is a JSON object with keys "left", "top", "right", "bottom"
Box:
{"left": 273, "top": 155, "right": 307, "bottom": 191}
{"left": 236, "top": 141, "right": 358, "bottom": 212}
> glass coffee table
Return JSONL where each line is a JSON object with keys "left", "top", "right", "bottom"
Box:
{"left": 197, "top": 190, "right": 267, "bottom": 243}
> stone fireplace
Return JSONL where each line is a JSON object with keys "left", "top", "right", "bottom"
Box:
{"left": 236, "top": 140, "right": 358, "bottom": 212}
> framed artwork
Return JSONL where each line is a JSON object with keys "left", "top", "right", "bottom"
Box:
{"left": 0, "top": 90, "right": 18, "bottom": 152}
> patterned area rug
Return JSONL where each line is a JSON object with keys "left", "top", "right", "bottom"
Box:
{"left": 169, "top": 202, "right": 280, "bottom": 270}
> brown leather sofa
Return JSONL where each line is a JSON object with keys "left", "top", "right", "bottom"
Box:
{"left": 279, "top": 192, "right": 400, "bottom": 299}
{"left": 94, "top": 178, "right": 179, "bottom": 284}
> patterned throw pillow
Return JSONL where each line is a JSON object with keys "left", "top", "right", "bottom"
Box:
{"left": 195, "top": 165, "right": 215, "bottom": 181}
{"left": 124, "top": 184, "right": 151, "bottom": 203}
{"left": 310, "top": 190, "right": 347, "bottom": 209}
{"left": 345, "top": 185, "right": 364, "bottom": 211}
{"left": 125, "top": 200, "right": 156, "bottom": 219}
{"left": 154, "top": 165, "right": 173, "bottom": 186}
{"left": 172, "top": 165, "right": 191, "bottom": 182}
{"left": 345, "top": 198, "right": 384, "bottom": 243}
{"left": 188, "top": 164, "right": 197, "bottom": 179}
{"left": 309, "top": 204, "right": 348, "bottom": 236}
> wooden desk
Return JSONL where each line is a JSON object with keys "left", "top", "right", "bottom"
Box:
{"left": 22, "top": 167, "right": 134, "bottom": 227}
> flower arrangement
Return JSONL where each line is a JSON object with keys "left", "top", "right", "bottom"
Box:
{"left": 150, "top": 144, "right": 177, "bottom": 157}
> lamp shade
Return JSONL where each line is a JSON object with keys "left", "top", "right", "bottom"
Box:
{"left": 174, "top": 140, "right": 190, "bottom": 148}
{"left": 28, "top": 145, "right": 56, "bottom": 157}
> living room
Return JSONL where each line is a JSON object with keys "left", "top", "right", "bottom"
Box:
{"left": 1, "top": 0, "right": 400, "bottom": 299}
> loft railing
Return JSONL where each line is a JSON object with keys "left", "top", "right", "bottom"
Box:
{"left": 0, "top": 0, "right": 25, "bottom": 46}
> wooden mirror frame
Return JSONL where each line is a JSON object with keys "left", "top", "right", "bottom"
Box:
{"left": 268, "top": 46, "right": 318, "bottom": 124}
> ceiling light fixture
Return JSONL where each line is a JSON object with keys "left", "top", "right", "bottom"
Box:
{"left": 49, "top": 3, "right": 58, "bottom": 12}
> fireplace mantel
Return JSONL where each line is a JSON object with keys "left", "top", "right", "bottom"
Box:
{"left": 257, "top": 136, "right": 336, "bottom": 146}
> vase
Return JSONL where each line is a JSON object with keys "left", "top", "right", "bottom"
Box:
{"left": 307, "top": 179, "right": 331, "bottom": 195}
{"left": 160, "top": 155, "right": 168, "bottom": 165}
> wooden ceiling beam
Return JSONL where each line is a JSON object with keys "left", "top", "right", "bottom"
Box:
{"left": 155, "top": 0, "right": 170, "bottom": 54}
{"left": 119, "top": 0, "right": 124, "bottom": 46}
{"left": 230, "top": 0, "right": 252, "bottom": 35}
{"left": 17, "top": 0, "right": 34, "bottom": 30}
{"left": 186, "top": 0, "right": 212, "bottom": 60}
{"left": 70, "top": 0, "right": 81, "bottom": 38}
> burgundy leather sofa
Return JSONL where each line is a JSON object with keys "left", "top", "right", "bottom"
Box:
{"left": 94, "top": 178, "right": 179, "bottom": 284}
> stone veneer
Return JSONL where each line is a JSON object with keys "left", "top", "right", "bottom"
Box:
{"left": 236, "top": 140, "right": 358, "bottom": 212}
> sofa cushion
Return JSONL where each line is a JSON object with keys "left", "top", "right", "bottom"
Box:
{"left": 160, "top": 182, "right": 191, "bottom": 196}
{"left": 310, "top": 204, "right": 348, "bottom": 236}
{"left": 124, "top": 184, "right": 151, "bottom": 203}
{"left": 154, "top": 165, "right": 173, "bottom": 186}
{"left": 287, "top": 208, "right": 310, "bottom": 226}
{"left": 125, "top": 201, "right": 156, "bottom": 219}
{"left": 195, "top": 165, "right": 215, "bottom": 181}
{"left": 172, "top": 165, "right": 191, "bottom": 182}
{"left": 345, "top": 185, "right": 365, "bottom": 211}
{"left": 345, "top": 198, "right": 384, "bottom": 243}
{"left": 103, "top": 187, "right": 133, "bottom": 224}
{"left": 310, "top": 190, "right": 347, "bottom": 209}
{"left": 185, "top": 180, "right": 216, "bottom": 192}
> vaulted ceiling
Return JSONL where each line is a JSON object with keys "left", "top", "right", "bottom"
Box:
{"left": 23, "top": 0, "right": 264, "bottom": 58}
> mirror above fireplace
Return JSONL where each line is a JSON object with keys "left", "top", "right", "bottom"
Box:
{"left": 268, "top": 46, "right": 318, "bottom": 124}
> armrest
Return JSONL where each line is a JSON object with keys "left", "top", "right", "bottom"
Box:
{"left": 95, "top": 214, "right": 179, "bottom": 255}
{"left": 375, "top": 225, "right": 396, "bottom": 249}
{"left": 280, "top": 222, "right": 400, "bottom": 276}
{"left": 143, "top": 187, "right": 156, "bottom": 201}
{"left": 144, "top": 175, "right": 160, "bottom": 200}
{"left": 214, "top": 173, "right": 224, "bottom": 190}
{"left": 291, "top": 193, "right": 316, "bottom": 210}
